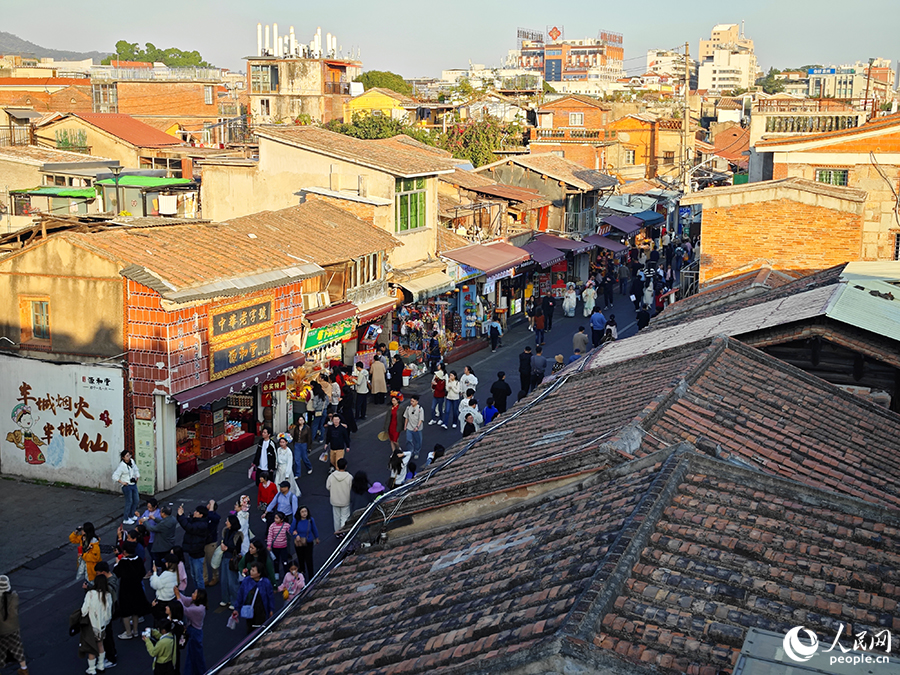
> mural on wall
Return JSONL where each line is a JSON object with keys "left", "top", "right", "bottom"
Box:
{"left": 1, "top": 356, "right": 125, "bottom": 487}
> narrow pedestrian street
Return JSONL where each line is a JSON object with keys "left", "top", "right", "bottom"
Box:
{"left": 1, "top": 291, "right": 639, "bottom": 675}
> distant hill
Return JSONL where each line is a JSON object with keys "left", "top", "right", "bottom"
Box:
{"left": 0, "top": 31, "right": 110, "bottom": 63}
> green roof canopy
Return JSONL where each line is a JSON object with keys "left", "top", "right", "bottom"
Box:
{"left": 95, "top": 176, "right": 195, "bottom": 189}
{"left": 11, "top": 186, "right": 98, "bottom": 199}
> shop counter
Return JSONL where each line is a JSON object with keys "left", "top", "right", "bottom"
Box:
{"left": 225, "top": 432, "right": 256, "bottom": 454}
{"left": 176, "top": 457, "right": 198, "bottom": 481}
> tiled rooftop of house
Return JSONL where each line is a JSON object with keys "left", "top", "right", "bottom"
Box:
{"left": 505, "top": 153, "right": 618, "bottom": 191}
{"left": 66, "top": 112, "right": 185, "bottom": 148}
{"left": 0, "top": 144, "right": 115, "bottom": 166}
{"left": 219, "top": 448, "right": 900, "bottom": 675}
{"left": 390, "top": 336, "right": 900, "bottom": 521}
{"left": 256, "top": 126, "right": 456, "bottom": 178}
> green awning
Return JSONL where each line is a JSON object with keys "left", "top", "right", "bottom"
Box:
{"left": 95, "top": 176, "right": 194, "bottom": 188}
{"left": 11, "top": 186, "right": 97, "bottom": 199}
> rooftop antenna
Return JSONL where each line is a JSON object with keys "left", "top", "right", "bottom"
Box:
{"left": 740, "top": 20, "right": 745, "bottom": 39}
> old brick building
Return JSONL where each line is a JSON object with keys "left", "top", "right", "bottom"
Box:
{"left": 679, "top": 177, "right": 867, "bottom": 282}
{"left": 750, "top": 112, "right": 900, "bottom": 261}
{"left": 528, "top": 95, "right": 614, "bottom": 171}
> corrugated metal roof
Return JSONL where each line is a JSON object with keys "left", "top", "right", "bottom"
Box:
{"left": 827, "top": 283, "right": 900, "bottom": 343}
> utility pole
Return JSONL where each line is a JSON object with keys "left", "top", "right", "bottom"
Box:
{"left": 863, "top": 57, "right": 875, "bottom": 120}
{"left": 681, "top": 42, "right": 692, "bottom": 193}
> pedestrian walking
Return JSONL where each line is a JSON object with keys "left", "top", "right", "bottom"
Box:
{"left": 457, "top": 393, "right": 483, "bottom": 431}
{"left": 637, "top": 304, "right": 651, "bottom": 330}
{"left": 289, "top": 416, "right": 313, "bottom": 477}
{"left": 353, "top": 362, "right": 370, "bottom": 420}
{"left": 606, "top": 314, "right": 618, "bottom": 340}
{"left": 325, "top": 458, "right": 352, "bottom": 531}
{"left": 339, "top": 375, "right": 358, "bottom": 434}
{"left": 89, "top": 562, "right": 119, "bottom": 669}
{"left": 232, "top": 563, "right": 274, "bottom": 636}
{"left": 324, "top": 414, "right": 351, "bottom": 471}
{"left": 603, "top": 270, "right": 615, "bottom": 309}
{"left": 112, "top": 450, "right": 141, "bottom": 524}
{"left": 256, "top": 473, "right": 276, "bottom": 510}
{"left": 309, "top": 382, "right": 328, "bottom": 442}
{"left": 530, "top": 346, "right": 549, "bottom": 389}
{"left": 617, "top": 260, "right": 631, "bottom": 296}
{"left": 114, "top": 540, "right": 152, "bottom": 640}
{"left": 483, "top": 398, "right": 499, "bottom": 424}
{"left": 278, "top": 562, "right": 305, "bottom": 602}
{"left": 403, "top": 395, "right": 425, "bottom": 460}
{"left": 581, "top": 281, "right": 597, "bottom": 317}
{"left": 0, "top": 575, "right": 30, "bottom": 675}
{"left": 328, "top": 372, "right": 342, "bottom": 415}
{"left": 552, "top": 354, "right": 566, "bottom": 373}
{"left": 80, "top": 574, "right": 113, "bottom": 674}
{"left": 442, "top": 372, "right": 461, "bottom": 429}
{"left": 590, "top": 307, "right": 607, "bottom": 348}
{"left": 69, "top": 522, "right": 102, "bottom": 584}
{"left": 459, "top": 365, "right": 478, "bottom": 397}
{"left": 265, "top": 512, "right": 292, "bottom": 580}
{"left": 218, "top": 515, "right": 243, "bottom": 610}
{"left": 389, "top": 447, "right": 412, "bottom": 488}
{"left": 237, "top": 540, "right": 275, "bottom": 586}
{"left": 274, "top": 436, "right": 301, "bottom": 497}
{"left": 462, "top": 414, "right": 477, "bottom": 438}
{"left": 562, "top": 282, "right": 577, "bottom": 317}
{"left": 425, "top": 330, "right": 442, "bottom": 372}
{"left": 350, "top": 471, "right": 372, "bottom": 514}
{"left": 250, "top": 427, "right": 277, "bottom": 486}
{"left": 174, "top": 587, "right": 206, "bottom": 675}
{"left": 489, "top": 371, "right": 512, "bottom": 414}
{"left": 541, "top": 294, "right": 555, "bottom": 331}
{"left": 291, "top": 506, "right": 319, "bottom": 582}
{"left": 573, "top": 326, "right": 590, "bottom": 354}
{"left": 176, "top": 504, "right": 210, "bottom": 590}
{"left": 370, "top": 355, "right": 388, "bottom": 405}
{"left": 518, "top": 346, "right": 533, "bottom": 395}
{"left": 142, "top": 618, "right": 176, "bottom": 675}
{"left": 430, "top": 364, "right": 446, "bottom": 424}
{"left": 533, "top": 311, "right": 545, "bottom": 346}
{"left": 389, "top": 355, "right": 405, "bottom": 395}
{"left": 382, "top": 395, "right": 403, "bottom": 451}
{"left": 487, "top": 316, "right": 503, "bottom": 352}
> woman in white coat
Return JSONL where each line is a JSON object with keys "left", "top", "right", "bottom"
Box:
{"left": 562, "top": 282, "right": 577, "bottom": 317}
{"left": 581, "top": 281, "right": 597, "bottom": 318}
{"left": 81, "top": 575, "right": 113, "bottom": 674}
{"left": 459, "top": 366, "right": 478, "bottom": 398}
{"left": 274, "top": 435, "right": 301, "bottom": 497}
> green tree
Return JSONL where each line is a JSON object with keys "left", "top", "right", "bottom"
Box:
{"left": 542, "top": 81, "right": 557, "bottom": 94}
{"left": 323, "top": 113, "right": 435, "bottom": 146}
{"left": 353, "top": 71, "right": 412, "bottom": 95}
{"left": 102, "top": 40, "right": 212, "bottom": 67}
{"left": 438, "top": 117, "right": 523, "bottom": 167}
{"left": 757, "top": 67, "right": 785, "bottom": 94}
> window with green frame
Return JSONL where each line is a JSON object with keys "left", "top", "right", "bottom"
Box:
{"left": 395, "top": 177, "right": 427, "bottom": 232}
{"left": 32, "top": 301, "right": 50, "bottom": 340}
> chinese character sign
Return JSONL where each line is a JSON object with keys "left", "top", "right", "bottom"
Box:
{"left": 210, "top": 335, "right": 272, "bottom": 379}
{"left": 211, "top": 300, "right": 272, "bottom": 337}
{"left": 1, "top": 356, "right": 124, "bottom": 488}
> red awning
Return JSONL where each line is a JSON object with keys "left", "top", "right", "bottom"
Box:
{"left": 583, "top": 233, "right": 628, "bottom": 252}
{"left": 304, "top": 302, "right": 357, "bottom": 328}
{"left": 441, "top": 241, "right": 531, "bottom": 277}
{"left": 356, "top": 296, "right": 397, "bottom": 324}
{"left": 172, "top": 351, "right": 306, "bottom": 414}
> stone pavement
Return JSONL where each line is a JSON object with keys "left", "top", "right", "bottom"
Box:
{"left": 0, "top": 287, "right": 642, "bottom": 675}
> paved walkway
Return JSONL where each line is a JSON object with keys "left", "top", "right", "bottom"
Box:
{"left": 1, "top": 288, "right": 641, "bottom": 675}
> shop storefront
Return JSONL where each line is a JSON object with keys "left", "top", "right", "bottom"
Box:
{"left": 533, "top": 233, "right": 594, "bottom": 285}
{"left": 348, "top": 296, "right": 397, "bottom": 367}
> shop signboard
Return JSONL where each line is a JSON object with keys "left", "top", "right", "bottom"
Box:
{"left": 134, "top": 419, "right": 155, "bottom": 494}
{"left": 444, "top": 260, "right": 482, "bottom": 284}
{"left": 261, "top": 377, "right": 286, "bottom": 394}
{"left": 0, "top": 355, "right": 125, "bottom": 489}
{"left": 208, "top": 294, "right": 275, "bottom": 380}
{"left": 210, "top": 335, "right": 273, "bottom": 379}
{"left": 303, "top": 318, "right": 355, "bottom": 351}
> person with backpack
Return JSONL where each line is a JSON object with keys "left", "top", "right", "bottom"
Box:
{"left": 530, "top": 346, "right": 549, "bottom": 390}
{"left": 487, "top": 316, "right": 503, "bottom": 352}
{"left": 425, "top": 331, "right": 442, "bottom": 373}
{"left": 231, "top": 562, "right": 274, "bottom": 635}
{"left": 0, "top": 576, "right": 29, "bottom": 675}
{"left": 429, "top": 364, "right": 447, "bottom": 426}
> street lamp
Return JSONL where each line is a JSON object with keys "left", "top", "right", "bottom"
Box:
{"left": 109, "top": 165, "right": 123, "bottom": 215}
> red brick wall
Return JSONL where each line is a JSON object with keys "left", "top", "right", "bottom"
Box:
{"left": 699, "top": 198, "right": 863, "bottom": 282}
{"left": 540, "top": 101, "right": 608, "bottom": 129}
{"left": 117, "top": 81, "right": 219, "bottom": 117}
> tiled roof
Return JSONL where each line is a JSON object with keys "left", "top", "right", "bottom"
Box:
{"left": 649, "top": 264, "right": 846, "bottom": 330}
{"left": 679, "top": 176, "right": 867, "bottom": 205}
{"left": 435, "top": 227, "right": 471, "bottom": 254}
{"left": 440, "top": 168, "right": 497, "bottom": 191}
{"left": 64, "top": 113, "right": 184, "bottom": 148}
{"left": 500, "top": 154, "right": 617, "bottom": 191}
{"left": 712, "top": 125, "right": 750, "bottom": 162}
{"left": 360, "top": 87, "right": 416, "bottom": 105}
{"left": 220, "top": 447, "right": 900, "bottom": 675}
{"left": 0, "top": 144, "right": 115, "bottom": 166}
{"left": 540, "top": 93, "right": 610, "bottom": 111}
{"left": 54, "top": 201, "right": 399, "bottom": 302}
{"left": 374, "top": 134, "right": 452, "bottom": 157}
{"left": 256, "top": 126, "right": 456, "bottom": 178}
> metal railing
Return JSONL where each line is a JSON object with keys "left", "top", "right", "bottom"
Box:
{"left": 324, "top": 82, "right": 350, "bottom": 95}
{"left": 679, "top": 259, "right": 699, "bottom": 299}
{"left": 91, "top": 66, "right": 223, "bottom": 82}
{"left": 564, "top": 207, "right": 597, "bottom": 234}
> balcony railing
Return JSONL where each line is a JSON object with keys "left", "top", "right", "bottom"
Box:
{"left": 324, "top": 82, "right": 351, "bottom": 95}
{"left": 564, "top": 207, "right": 597, "bottom": 234}
{"left": 532, "top": 128, "right": 611, "bottom": 141}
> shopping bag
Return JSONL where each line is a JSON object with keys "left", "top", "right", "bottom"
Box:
{"left": 226, "top": 614, "right": 238, "bottom": 630}
{"left": 318, "top": 451, "right": 329, "bottom": 463}
{"left": 210, "top": 544, "right": 224, "bottom": 570}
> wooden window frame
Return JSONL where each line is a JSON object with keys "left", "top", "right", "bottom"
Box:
{"left": 18, "top": 295, "right": 51, "bottom": 348}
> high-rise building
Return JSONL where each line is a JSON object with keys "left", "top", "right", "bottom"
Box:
{"left": 646, "top": 49, "right": 698, "bottom": 90}
{"left": 514, "top": 28, "right": 624, "bottom": 83}
{"left": 697, "top": 23, "right": 758, "bottom": 93}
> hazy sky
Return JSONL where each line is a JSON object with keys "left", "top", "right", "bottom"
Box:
{"left": 8, "top": 0, "right": 900, "bottom": 76}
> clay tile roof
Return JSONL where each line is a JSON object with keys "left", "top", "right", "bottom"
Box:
{"left": 217, "top": 445, "right": 900, "bottom": 675}
{"left": 57, "top": 201, "right": 399, "bottom": 302}
{"left": 66, "top": 113, "right": 184, "bottom": 148}
{"left": 502, "top": 154, "right": 617, "bottom": 191}
{"left": 436, "top": 226, "right": 471, "bottom": 254}
{"left": 540, "top": 93, "right": 611, "bottom": 110}
{"left": 440, "top": 167, "right": 497, "bottom": 190}
{"left": 374, "top": 134, "right": 452, "bottom": 157}
{"left": 256, "top": 126, "right": 456, "bottom": 178}
{"left": 679, "top": 176, "right": 868, "bottom": 205}
{"left": 712, "top": 125, "right": 750, "bottom": 162}
{"left": 0, "top": 145, "right": 115, "bottom": 166}
{"left": 362, "top": 87, "right": 416, "bottom": 105}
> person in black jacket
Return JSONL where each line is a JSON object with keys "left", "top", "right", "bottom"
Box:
{"left": 251, "top": 427, "right": 277, "bottom": 486}
{"left": 202, "top": 500, "right": 221, "bottom": 588}
{"left": 636, "top": 304, "right": 651, "bottom": 331}
{"left": 324, "top": 414, "right": 351, "bottom": 472}
{"left": 541, "top": 294, "right": 555, "bottom": 331}
{"left": 176, "top": 504, "right": 209, "bottom": 591}
{"left": 388, "top": 355, "right": 405, "bottom": 395}
{"left": 489, "top": 371, "right": 513, "bottom": 414}
{"left": 518, "top": 346, "right": 533, "bottom": 396}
